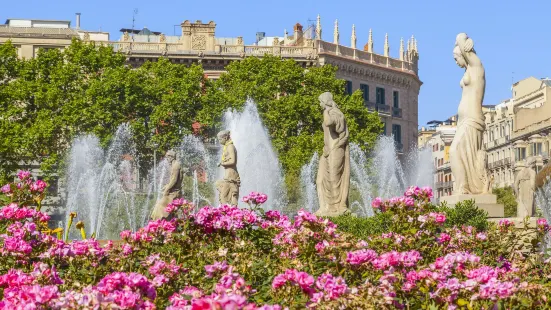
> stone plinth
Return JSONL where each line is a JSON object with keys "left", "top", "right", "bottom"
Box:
{"left": 440, "top": 194, "right": 504, "bottom": 218}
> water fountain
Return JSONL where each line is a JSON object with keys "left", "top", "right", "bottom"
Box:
{"left": 300, "top": 135, "right": 434, "bottom": 217}
{"left": 536, "top": 179, "right": 551, "bottom": 248}
{"left": 65, "top": 124, "right": 142, "bottom": 239}
{"left": 300, "top": 152, "right": 319, "bottom": 213}
{"left": 221, "top": 101, "right": 287, "bottom": 210}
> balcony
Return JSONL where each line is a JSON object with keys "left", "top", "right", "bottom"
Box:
{"left": 376, "top": 104, "right": 391, "bottom": 115}
{"left": 365, "top": 101, "right": 376, "bottom": 112}
{"left": 392, "top": 107, "right": 402, "bottom": 118}
{"left": 437, "top": 162, "right": 451, "bottom": 171}
{"left": 394, "top": 142, "right": 404, "bottom": 152}
{"left": 436, "top": 181, "right": 453, "bottom": 189}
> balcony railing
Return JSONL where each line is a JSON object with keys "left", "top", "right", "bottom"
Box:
{"left": 395, "top": 142, "right": 404, "bottom": 152}
{"left": 392, "top": 107, "right": 402, "bottom": 118}
{"left": 365, "top": 101, "right": 376, "bottom": 112}
{"left": 436, "top": 181, "right": 453, "bottom": 189}
{"left": 376, "top": 104, "right": 391, "bottom": 115}
{"left": 437, "top": 162, "right": 451, "bottom": 171}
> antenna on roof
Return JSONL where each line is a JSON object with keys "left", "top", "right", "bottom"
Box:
{"left": 132, "top": 8, "right": 138, "bottom": 42}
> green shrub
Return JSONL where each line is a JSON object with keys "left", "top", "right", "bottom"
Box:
{"left": 328, "top": 212, "right": 392, "bottom": 239}
{"left": 439, "top": 199, "right": 489, "bottom": 231}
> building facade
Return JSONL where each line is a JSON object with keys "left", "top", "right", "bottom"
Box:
{"left": 483, "top": 100, "right": 515, "bottom": 188}
{"left": 424, "top": 118, "right": 456, "bottom": 201}
{"left": 0, "top": 14, "right": 422, "bottom": 153}
{"left": 0, "top": 15, "right": 109, "bottom": 59}
{"left": 510, "top": 77, "right": 551, "bottom": 175}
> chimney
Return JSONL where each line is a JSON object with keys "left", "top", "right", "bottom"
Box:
{"left": 256, "top": 32, "right": 265, "bottom": 43}
{"left": 294, "top": 23, "right": 303, "bottom": 40}
{"left": 75, "top": 13, "right": 81, "bottom": 29}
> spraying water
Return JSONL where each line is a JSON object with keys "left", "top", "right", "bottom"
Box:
{"left": 64, "top": 124, "right": 141, "bottom": 239}
{"left": 300, "top": 135, "right": 434, "bottom": 217}
{"left": 300, "top": 152, "right": 319, "bottom": 213}
{"left": 221, "top": 101, "right": 287, "bottom": 210}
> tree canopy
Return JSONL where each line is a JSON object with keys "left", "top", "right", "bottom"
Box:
{"left": 0, "top": 40, "right": 383, "bottom": 197}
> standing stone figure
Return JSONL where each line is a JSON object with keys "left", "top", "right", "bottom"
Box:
{"left": 449, "top": 33, "right": 490, "bottom": 195}
{"left": 215, "top": 130, "right": 240, "bottom": 206}
{"left": 315, "top": 92, "right": 350, "bottom": 216}
{"left": 151, "top": 150, "right": 184, "bottom": 220}
{"left": 515, "top": 159, "right": 537, "bottom": 218}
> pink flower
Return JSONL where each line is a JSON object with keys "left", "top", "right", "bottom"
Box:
{"left": 1, "top": 184, "right": 11, "bottom": 195}
{"left": 30, "top": 180, "right": 47, "bottom": 193}
{"left": 346, "top": 249, "right": 378, "bottom": 265}
{"left": 537, "top": 218, "right": 550, "bottom": 232}
{"left": 372, "top": 197, "right": 383, "bottom": 209}
{"left": 476, "top": 232, "right": 487, "bottom": 241}
{"left": 17, "top": 170, "right": 31, "bottom": 181}
{"left": 438, "top": 233, "right": 451, "bottom": 243}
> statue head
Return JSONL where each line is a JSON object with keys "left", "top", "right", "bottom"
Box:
{"left": 217, "top": 130, "right": 231, "bottom": 145}
{"left": 318, "top": 92, "right": 337, "bottom": 109}
{"left": 526, "top": 157, "right": 537, "bottom": 167}
{"left": 454, "top": 33, "right": 475, "bottom": 67}
{"left": 165, "top": 150, "right": 176, "bottom": 162}
{"left": 453, "top": 45, "right": 467, "bottom": 68}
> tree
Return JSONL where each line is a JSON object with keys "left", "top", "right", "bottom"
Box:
{"left": 493, "top": 187, "right": 518, "bottom": 217}
{"left": 0, "top": 40, "right": 208, "bottom": 183}
{"left": 210, "top": 55, "right": 383, "bottom": 200}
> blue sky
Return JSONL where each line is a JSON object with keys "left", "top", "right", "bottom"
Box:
{"left": 4, "top": 0, "right": 551, "bottom": 126}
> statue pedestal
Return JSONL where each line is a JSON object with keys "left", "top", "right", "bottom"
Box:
{"left": 440, "top": 194, "right": 504, "bottom": 218}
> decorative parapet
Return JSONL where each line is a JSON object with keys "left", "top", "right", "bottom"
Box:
{"left": 91, "top": 38, "right": 417, "bottom": 74}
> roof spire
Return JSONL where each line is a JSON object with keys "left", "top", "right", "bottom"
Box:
{"left": 399, "top": 37, "right": 404, "bottom": 61}
{"left": 384, "top": 33, "right": 389, "bottom": 57}
{"left": 367, "top": 28, "right": 373, "bottom": 53}
{"left": 315, "top": 14, "right": 322, "bottom": 40}
{"left": 351, "top": 24, "right": 357, "bottom": 49}
{"left": 333, "top": 19, "right": 339, "bottom": 45}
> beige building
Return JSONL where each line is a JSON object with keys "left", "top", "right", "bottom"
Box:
{"left": 0, "top": 14, "right": 109, "bottom": 59}
{"left": 483, "top": 99, "right": 515, "bottom": 188}
{"left": 510, "top": 77, "right": 551, "bottom": 174}
{"left": 422, "top": 118, "right": 457, "bottom": 201}
{"left": 103, "top": 17, "right": 422, "bottom": 152}
{"left": 1, "top": 14, "right": 422, "bottom": 154}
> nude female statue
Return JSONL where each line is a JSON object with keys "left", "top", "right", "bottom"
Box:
{"left": 449, "top": 33, "right": 490, "bottom": 195}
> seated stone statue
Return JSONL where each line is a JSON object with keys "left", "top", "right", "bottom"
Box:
{"left": 150, "top": 150, "right": 184, "bottom": 220}
{"left": 215, "top": 130, "right": 240, "bottom": 206}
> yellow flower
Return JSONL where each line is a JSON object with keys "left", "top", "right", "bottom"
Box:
{"left": 76, "top": 221, "right": 86, "bottom": 240}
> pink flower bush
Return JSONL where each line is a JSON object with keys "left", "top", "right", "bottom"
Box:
{"left": 242, "top": 191, "right": 268, "bottom": 206}
{"left": 193, "top": 205, "right": 258, "bottom": 233}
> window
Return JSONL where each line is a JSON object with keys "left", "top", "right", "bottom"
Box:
{"left": 382, "top": 122, "right": 386, "bottom": 135}
{"left": 393, "top": 91, "right": 399, "bottom": 108}
{"left": 345, "top": 80, "right": 353, "bottom": 95}
{"left": 392, "top": 124, "right": 402, "bottom": 144}
{"left": 376, "top": 87, "right": 386, "bottom": 105}
{"left": 515, "top": 148, "right": 526, "bottom": 161}
{"left": 532, "top": 142, "right": 543, "bottom": 156}
{"left": 360, "top": 84, "right": 369, "bottom": 101}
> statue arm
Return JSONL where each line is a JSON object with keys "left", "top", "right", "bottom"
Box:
{"left": 164, "top": 163, "right": 180, "bottom": 194}
{"left": 221, "top": 146, "right": 236, "bottom": 166}
{"left": 323, "top": 109, "right": 336, "bottom": 127}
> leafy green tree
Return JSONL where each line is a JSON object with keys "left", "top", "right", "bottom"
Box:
{"left": 493, "top": 187, "right": 518, "bottom": 217}
{"left": 210, "top": 55, "right": 383, "bottom": 201}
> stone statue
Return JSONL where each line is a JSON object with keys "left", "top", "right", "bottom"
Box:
{"left": 215, "top": 130, "right": 240, "bottom": 206}
{"left": 150, "top": 150, "right": 184, "bottom": 220}
{"left": 449, "top": 33, "right": 490, "bottom": 195}
{"left": 515, "top": 159, "right": 537, "bottom": 218}
{"left": 315, "top": 92, "right": 350, "bottom": 217}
